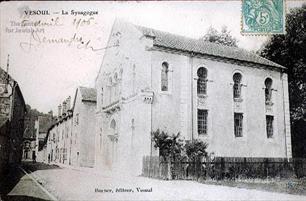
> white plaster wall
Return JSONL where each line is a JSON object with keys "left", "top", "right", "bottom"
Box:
{"left": 116, "top": 96, "right": 152, "bottom": 176}
{"left": 95, "top": 20, "right": 153, "bottom": 173}
{"left": 150, "top": 51, "right": 191, "bottom": 139}
{"left": 150, "top": 50, "right": 289, "bottom": 158}
{"left": 73, "top": 90, "right": 96, "bottom": 167}
{"left": 94, "top": 20, "right": 291, "bottom": 177}
{"left": 193, "top": 58, "right": 287, "bottom": 158}
{"left": 80, "top": 101, "right": 96, "bottom": 167}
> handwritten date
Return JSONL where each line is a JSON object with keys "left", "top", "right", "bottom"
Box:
{"left": 19, "top": 31, "right": 119, "bottom": 52}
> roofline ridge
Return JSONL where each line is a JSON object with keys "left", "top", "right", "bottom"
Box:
{"left": 135, "top": 24, "right": 285, "bottom": 69}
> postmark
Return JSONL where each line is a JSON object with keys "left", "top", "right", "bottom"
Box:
{"left": 241, "top": 0, "right": 285, "bottom": 34}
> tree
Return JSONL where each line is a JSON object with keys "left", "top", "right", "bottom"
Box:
{"left": 260, "top": 5, "right": 306, "bottom": 122}
{"left": 185, "top": 139, "right": 208, "bottom": 161}
{"left": 199, "top": 26, "right": 238, "bottom": 47}
{"left": 152, "top": 129, "right": 184, "bottom": 161}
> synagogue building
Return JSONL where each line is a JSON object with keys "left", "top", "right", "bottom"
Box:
{"left": 94, "top": 20, "right": 292, "bottom": 175}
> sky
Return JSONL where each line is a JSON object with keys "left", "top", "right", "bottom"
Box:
{"left": 0, "top": 0, "right": 305, "bottom": 113}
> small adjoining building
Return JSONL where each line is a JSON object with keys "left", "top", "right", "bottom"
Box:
{"left": 46, "top": 86, "right": 96, "bottom": 167}
{"left": 34, "top": 115, "right": 55, "bottom": 162}
{"left": 0, "top": 67, "right": 26, "bottom": 176}
{"left": 94, "top": 20, "right": 292, "bottom": 176}
{"left": 22, "top": 107, "right": 54, "bottom": 162}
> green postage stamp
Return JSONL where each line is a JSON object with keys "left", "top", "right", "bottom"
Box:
{"left": 242, "top": 0, "right": 285, "bottom": 34}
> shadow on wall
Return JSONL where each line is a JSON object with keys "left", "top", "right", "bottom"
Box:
{"left": 0, "top": 118, "right": 10, "bottom": 178}
{"left": 0, "top": 162, "right": 61, "bottom": 200}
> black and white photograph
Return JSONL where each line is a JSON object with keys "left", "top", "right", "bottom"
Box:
{"left": 0, "top": 0, "right": 306, "bottom": 200}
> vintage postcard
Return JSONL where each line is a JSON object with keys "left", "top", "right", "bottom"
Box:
{"left": 0, "top": 0, "right": 306, "bottom": 201}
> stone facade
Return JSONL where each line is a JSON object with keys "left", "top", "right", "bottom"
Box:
{"left": 47, "top": 109, "right": 73, "bottom": 165}
{"left": 95, "top": 20, "right": 292, "bottom": 176}
{"left": 0, "top": 67, "right": 26, "bottom": 176}
{"left": 46, "top": 87, "right": 96, "bottom": 167}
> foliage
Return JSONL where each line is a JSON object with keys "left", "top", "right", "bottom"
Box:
{"left": 152, "top": 129, "right": 184, "bottom": 161}
{"left": 24, "top": 104, "right": 55, "bottom": 149}
{"left": 199, "top": 26, "right": 238, "bottom": 47}
{"left": 152, "top": 129, "right": 209, "bottom": 162}
{"left": 259, "top": 4, "right": 306, "bottom": 121}
{"left": 185, "top": 139, "right": 208, "bottom": 161}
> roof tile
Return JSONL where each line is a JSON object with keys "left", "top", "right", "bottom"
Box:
{"left": 136, "top": 26, "right": 285, "bottom": 69}
{"left": 79, "top": 87, "right": 97, "bottom": 102}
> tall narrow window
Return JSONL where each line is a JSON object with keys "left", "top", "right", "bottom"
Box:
{"left": 161, "top": 62, "right": 169, "bottom": 91}
{"left": 131, "top": 119, "right": 135, "bottom": 148}
{"left": 109, "top": 77, "right": 112, "bottom": 104}
{"left": 234, "top": 113, "right": 243, "bottom": 137}
{"left": 101, "top": 88, "right": 104, "bottom": 105}
{"left": 197, "top": 67, "right": 208, "bottom": 95}
{"left": 132, "top": 65, "right": 136, "bottom": 93}
{"left": 99, "top": 128, "right": 102, "bottom": 150}
{"left": 266, "top": 115, "right": 274, "bottom": 138}
{"left": 233, "top": 73, "right": 242, "bottom": 99}
{"left": 75, "top": 114, "right": 79, "bottom": 126}
{"left": 265, "top": 78, "right": 273, "bottom": 103}
{"left": 198, "top": 109, "right": 208, "bottom": 135}
{"left": 110, "top": 119, "right": 117, "bottom": 135}
{"left": 114, "top": 73, "right": 118, "bottom": 100}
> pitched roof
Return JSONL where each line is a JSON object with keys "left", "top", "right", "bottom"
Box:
{"left": 79, "top": 87, "right": 97, "bottom": 102}
{"left": 135, "top": 26, "right": 285, "bottom": 69}
{"left": 0, "top": 67, "right": 26, "bottom": 110}
{"left": 0, "top": 67, "right": 11, "bottom": 82}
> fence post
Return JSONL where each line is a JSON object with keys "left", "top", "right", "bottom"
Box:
{"left": 221, "top": 157, "right": 225, "bottom": 180}
{"left": 264, "top": 158, "right": 268, "bottom": 178}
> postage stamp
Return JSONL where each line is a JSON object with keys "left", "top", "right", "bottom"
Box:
{"left": 241, "top": 0, "right": 285, "bottom": 34}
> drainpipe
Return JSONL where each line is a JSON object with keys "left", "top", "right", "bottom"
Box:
{"left": 190, "top": 53, "right": 194, "bottom": 142}
{"left": 281, "top": 71, "right": 291, "bottom": 161}
{"left": 149, "top": 48, "right": 153, "bottom": 178}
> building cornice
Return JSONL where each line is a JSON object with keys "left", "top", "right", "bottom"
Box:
{"left": 102, "top": 100, "right": 121, "bottom": 114}
{"left": 148, "top": 45, "right": 286, "bottom": 73}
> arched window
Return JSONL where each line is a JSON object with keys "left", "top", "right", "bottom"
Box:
{"left": 114, "top": 73, "right": 118, "bottom": 98}
{"left": 131, "top": 119, "right": 135, "bottom": 130}
{"left": 114, "top": 73, "right": 118, "bottom": 82}
{"left": 161, "top": 62, "right": 169, "bottom": 91}
{"left": 233, "top": 73, "right": 242, "bottom": 99}
{"left": 197, "top": 67, "right": 208, "bottom": 95}
{"left": 265, "top": 78, "right": 273, "bottom": 103}
{"left": 110, "top": 119, "right": 116, "bottom": 130}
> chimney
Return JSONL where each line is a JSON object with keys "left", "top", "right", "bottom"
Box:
{"left": 58, "top": 104, "right": 62, "bottom": 117}
{"left": 62, "top": 101, "right": 67, "bottom": 115}
{"left": 4, "top": 54, "right": 9, "bottom": 94}
{"left": 66, "top": 96, "right": 71, "bottom": 111}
